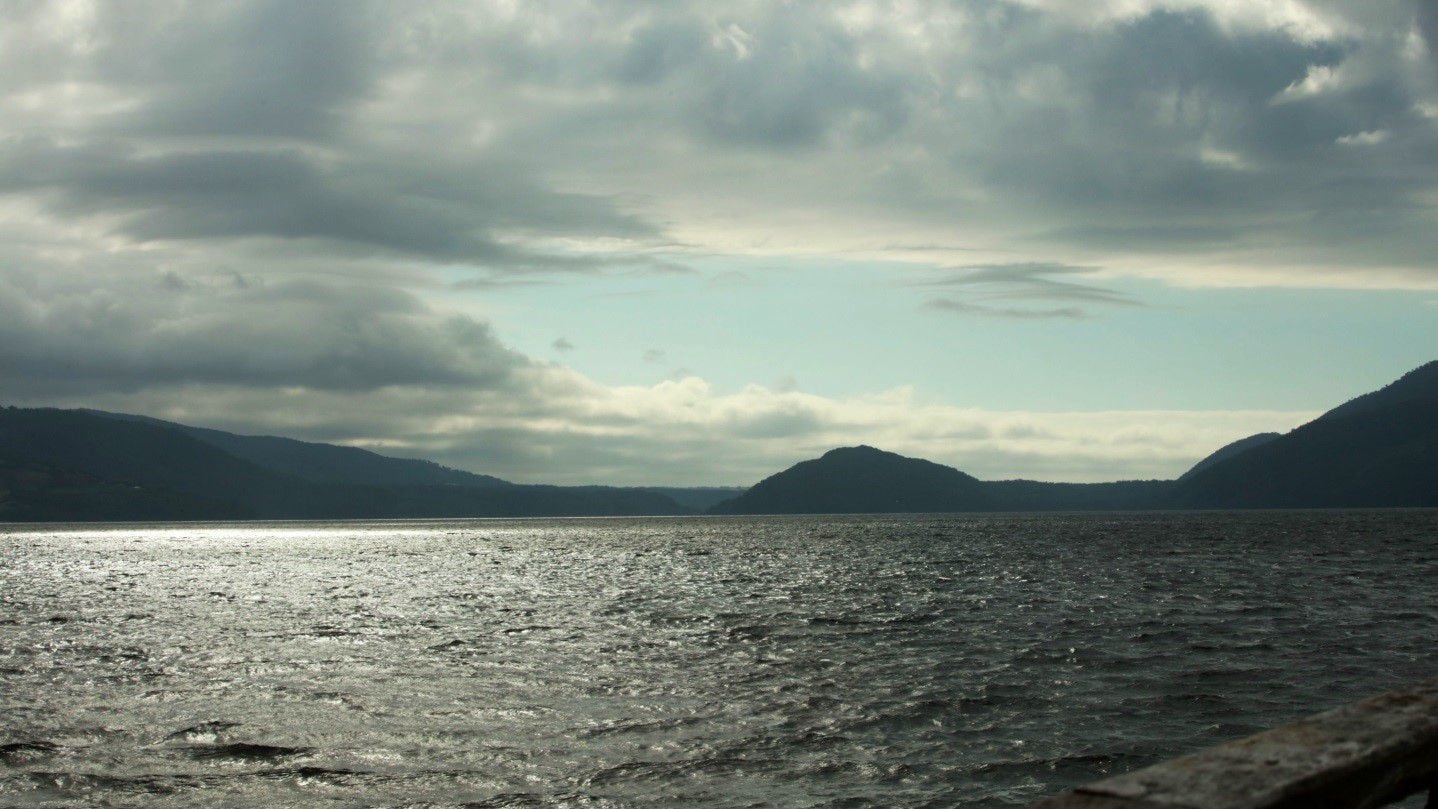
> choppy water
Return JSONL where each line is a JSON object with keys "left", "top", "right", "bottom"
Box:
{"left": 1, "top": 511, "right": 1435, "bottom": 808}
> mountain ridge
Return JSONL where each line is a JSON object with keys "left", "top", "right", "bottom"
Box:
{"left": 0, "top": 407, "right": 692, "bottom": 520}
{"left": 4, "top": 360, "right": 1435, "bottom": 520}
{"left": 80, "top": 409, "right": 510, "bottom": 489}
{"left": 1177, "top": 432, "right": 1282, "bottom": 482}
{"left": 708, "top": 361, "right": 1437, "bottom": 514}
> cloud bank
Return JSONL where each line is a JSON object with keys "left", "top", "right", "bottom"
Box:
{"left": 0, "top": 0, "right": 1425, "bottom": 483}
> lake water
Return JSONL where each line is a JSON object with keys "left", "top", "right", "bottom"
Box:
{"left": 1, "top": 511, "right": 1435, "bottom": 807}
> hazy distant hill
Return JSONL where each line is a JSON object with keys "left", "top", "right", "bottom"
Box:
{"left": 643, "top": 487, "right": 748, "bottom": 511}
{"left": 0, "top": 407, "right": 688, "bottom": 520}
{"left": 710, "top": 445, "right": 992, "bottom": 514}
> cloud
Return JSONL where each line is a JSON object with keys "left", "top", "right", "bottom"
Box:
{"left": 121, "top": 0, "right": 376, "bottom": 140}
{"left": 0, "top": 2, "right": 667, "bottom": 278}
{"left": 22, "top": 371, "right": 1315, "bottom": 486}
{"left": 0, "top": 0, "right": 1430, "bottom": 487}
{"left": 1335, "top": 128, "right": 1391, "bottom": 145}
{"left": 1418, "top": 1, "right": 1438, "bottom": 58}
{"left": 926, "top": 299, "right": 1090, "bottom": 319}
{"left": 4, "top": 0, "right": 1436, "bottom": 285}
{"left": 0, "top": 139, "right": 659, "bottom": 270}
{"left": 0, "top": 261, "right": 526, "bottom": 395}
{"left": 916, "top": 262, "right": 1138, "bottom": 318}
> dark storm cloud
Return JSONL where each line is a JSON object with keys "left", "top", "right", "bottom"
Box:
{"left": 961, "top": 11, "right": 1345, "bottom": 212}
{"left": 686, "top": 8, "right": 912, "bottom": 148}
{"left": 115, "top": 0, "right": 377, "bottom": 139}
{"left": 5, "top": 0, "right": 1436, "bottom": 278}
{"left": 0, "top": 139, "right": 655, "bottom": 267}
{"left": 0, "top": 2, "right": 375, "bottom": 145}
{"left": 0, "top": 266, "right": 526, "bottom": 395}
{"left": 0, "top": 1, "right": 661, "bottom": 274}
{"left": 918, "top": 4, "right": 1438, "bottom": 262}
{"left": 420, "top": 3, "right": 912, "bottom": 150}
{"left": 1418, "top": 1, "right": 1438, "bottom": 57}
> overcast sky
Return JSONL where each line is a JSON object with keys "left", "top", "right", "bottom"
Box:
{"left": 3, "top": 0, "right": 1437, "bottom": 485}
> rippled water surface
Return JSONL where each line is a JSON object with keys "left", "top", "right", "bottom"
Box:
{"left": 2, "top": 511, "right": 1436, "bottom": 807}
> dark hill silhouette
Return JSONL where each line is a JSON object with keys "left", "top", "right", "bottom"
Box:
{"left": 84, "top": 411, "right": 729, "bottom": 511}
{"left": 1172, "top": 361, "right": 1438, "bottom": 508}
{"left": 983, "top": 479, "right": 1174, "bottom": 511}
{"left": 643, "top": 486, "right": 747, "bottom": 511}
{"left": 709, "top": 445, "right": 991, "bottom": 514}
{"left": 711, "top": 360, "right": 1438, "bottom": 514}
{"left": 0, "top": 457, "right": 241, "bottom": 521}
{"left": 1172, "top": 398, "right": 1438, "bottom": 508}
{"left": 0, "top": 408, "right": 290, "bottom": 518}
{"left": 708, "top": 446, "right": 1171, "bottom": 515}
{"left": 1316, "top": 361, "right": 1438, "bottom": 423}
{"left": 6, "top": 360, "right": 1436, "bottom": 520}
{"left": 0, "top": 407, "right": 688, "bottom": 520}
{"left": 1177, "top": 432, "right": 1281, "bottom": 481}
{"left": 84, "top": 410, "right": 508, "bottom": 489}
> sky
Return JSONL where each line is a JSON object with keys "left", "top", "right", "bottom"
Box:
{"left": 2, "top": 0, "right": 1436, "bottom": 486}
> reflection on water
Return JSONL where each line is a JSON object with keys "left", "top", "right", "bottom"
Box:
{"left": 1, "top": 511, "right": 1435, "bottom": 807}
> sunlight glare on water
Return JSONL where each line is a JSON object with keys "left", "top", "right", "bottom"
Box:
{"left": 1, "top": 512, "right": 1435, "bottom": 807}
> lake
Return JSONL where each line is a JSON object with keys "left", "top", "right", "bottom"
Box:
{"left": 2, "top": 511, "right": 1435, "bottom": 807}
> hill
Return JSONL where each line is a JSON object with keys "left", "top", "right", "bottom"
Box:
{"left": 712, "top": 361, "right": 1437, "bottom": 514}
{"left": 1316, "top": 361, "right": 1438, "bottom": 423}
{"left": 1177, "top": 432, "right": 1281, "bottom": 482}
{"left": 6, "top": 360, "right": 1435, "bottom": 520}
{"left": 983, "top": 479, "right": 1174, "bottom": 511}
{"left": 0, "top": 457, "right": 243, "bottom": 521}
{"left": 1172, "top": 398, "right": 1438, "bottom": 508}
{"left": 709, "top": 445, "right": 992, "bottom": 514}
{"left": 1173, "top": 361, "right": 1438, "bottom": 508}
{"left": 83, "top": 410, "right": 508, "bottom": 489}
{"left": 0, "top": 407, "right": 688, "bottom": 520}
{"left": 642, "top": 487, "right": 748, "bottom": 511}
{"left": 708, "top": 447, "right": 1172, "bottom": 515}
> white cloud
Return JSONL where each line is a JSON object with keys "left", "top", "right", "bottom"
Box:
{"left": 15, "top": 366, "right": 1315, "bottom": 486}
{"left": 1335, "top": 128, "right": 1390, "bottom": 146}
{"left": 1008, "top": 0, "right": 1346, "bottom": 41}
{"left": 1273, "top": 63, "right": 1341, "bottom": 102}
